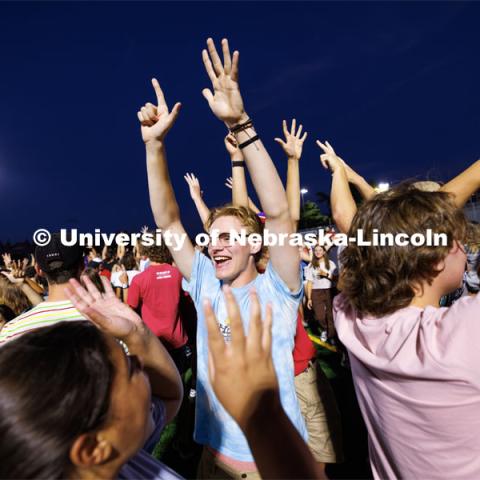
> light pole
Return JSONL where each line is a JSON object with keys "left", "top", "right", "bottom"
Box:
{"left": 375, "top": 182, "right": 390, "bottom": 193}
{"left": 300, "top": 188, "right": 308, "bottom": 209}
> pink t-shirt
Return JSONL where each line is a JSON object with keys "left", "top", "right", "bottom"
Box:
{"left": 334, "top": 293, "right": 480, "bottom": 480}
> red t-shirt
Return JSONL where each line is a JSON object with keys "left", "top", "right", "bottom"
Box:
{"left": 293, "top": 312, "right": 316, "bottom": 376}
{"left": 128, "top": 264, "right": 187, "bottom": 350}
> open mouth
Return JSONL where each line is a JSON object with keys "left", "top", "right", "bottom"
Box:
{"left": 213, "top": 255, "right": 232, "bottom": 270}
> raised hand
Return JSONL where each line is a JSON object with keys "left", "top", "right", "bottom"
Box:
{"left": 316, "top": 140, "right": 345, "bottom": 174}
{"left": 2, "top": 253, "right": 12, "bottom": 269}
{"left": 224, "top": 133, "right": 243, "bottom": 160}
{"left": 65, "top": 276, "right": 146, "bottom": 341}
{"left": 202, "top": 38, "right": 246, "bottom": 126}
{"left": 1, "top": 271, "right": 23, "bottom": 284}
{"left": 184, "top": 172, "right": 203, "bottom": 200}
{"left": 275, "top": 119, "right": 308, "bottom": 160}
{"left": 137, "top": 78, "right": 181, "bottom": 144}
{"left": 225, "top": 176, "right": 233, "bottom": 190}
{"left": 204, "top": 286, "right": 278, "bottom": 430}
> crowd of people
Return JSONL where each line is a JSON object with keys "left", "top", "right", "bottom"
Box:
{"left": 1, "top": 37, "right": 480, "bottom": 480}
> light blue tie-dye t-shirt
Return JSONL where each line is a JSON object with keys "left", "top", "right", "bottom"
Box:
{"left": 182, "top": 250, "right": 308, "bottom": 462}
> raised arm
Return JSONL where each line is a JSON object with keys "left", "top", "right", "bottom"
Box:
{"left": 137, "top": 78, "right": 195, "bottom": 280}
{"left": 184, "top": 173, "right": 211, "bottom": 229}
{"left": 440, "top": 159, "right": 480, "bottom": 208}
{"left": 202, "top": 38, "right": 300, "bottom": 291}
{"left": 225, "top": 177, "right": 260, "bottom": 213}
{"left": 342, "top": 161, "right": 376, "bottom": 200}
{"left": 275, "top": 119, "right": 308, "bottom": 232}
{"left": 66, "top": 276, "right": 183, "bottom": 423}
{"left": 317, "top": 140, "right": 357, "bottom": 234}
{"left": 225, "top": 134, "right": 249, "bottom": 208}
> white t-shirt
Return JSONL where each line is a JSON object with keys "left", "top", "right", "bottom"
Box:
{"left": 111, "top": 270, "right": 140, "bottom": 288}
{"left": 305, "top": 261, "right": 337, "bottom": 289}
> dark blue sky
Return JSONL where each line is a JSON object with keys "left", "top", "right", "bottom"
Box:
{"left": 1, "top": 1, "right": 479, "bottom": 241}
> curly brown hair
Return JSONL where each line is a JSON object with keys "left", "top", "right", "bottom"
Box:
{"left": 339, "top": 183, "right": 467, "bottom": 317}
{"left": 139, "top": 236, "right": 173, "bottom": 265}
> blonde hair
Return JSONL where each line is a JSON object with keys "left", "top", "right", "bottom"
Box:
{"left": 205, "top": 205, "right": 265, "bottom": 262}
{"left": 466, "top": 223, "right": 480, "bottom": 253}
{"left": 412, "top": 181, "right": 441, "bottom": 192}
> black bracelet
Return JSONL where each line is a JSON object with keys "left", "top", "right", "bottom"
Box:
{"left": 239, "top": 135, "right": 259, "bottom": 150}
{"left": 232, "top": 160, "right": 245, "bottom": 168}
{"left": 230, "top": 118, "right": 253, "bottom": 134}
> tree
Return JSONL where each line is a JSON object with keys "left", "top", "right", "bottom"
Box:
{"left": 299, "top": 200, "right": 330, "bottom": 229}
{"left": 316, "top": 191, "right": 331, "bottom": 217}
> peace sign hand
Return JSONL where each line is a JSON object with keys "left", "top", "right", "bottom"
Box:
{"left": 316, "top": 140, "right": 345, "bottom": 174}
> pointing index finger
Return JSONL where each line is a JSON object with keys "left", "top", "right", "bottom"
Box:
{"left": 152, "top": 78, "right": 167, "bottom": 108}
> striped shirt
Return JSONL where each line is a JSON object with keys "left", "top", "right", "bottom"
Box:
{"left": 0, "top": 300, "right": 86, "bottom": 345}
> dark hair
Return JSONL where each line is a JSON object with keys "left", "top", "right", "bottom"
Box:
{"left": 0, "top": 321, "right": 114, "bottom": 479}
{"left": 24, "top": 266, "right": 37, "bottom": 279}
{"left": 103, "top": 246, "right": 116, "bottom": 262}
{"left": 121, "top": 252, "right": 138, "bottom": 271}
{"left": 0, "top": 304, "right": 15, "bottom": 323}
{"left": 81, "top": 268, "right": 105, "bottom": 294}
{"left": 44, "top": 258, "right": 84, "bottom": 285}
{"left": 339, "top": 183, "right": 467, "bottom": 316}
{"left": 311, "top": 244, "right": 331, "bottom": 270}
{"left": 139, "top": 234, "right": 173, "bottom": 264}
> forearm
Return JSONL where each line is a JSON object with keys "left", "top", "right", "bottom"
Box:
{"left": 191, "top": 195, "right": 211, "bottom": 228}
{"left": 243, "top": 391, "right": 323, "bottom": 480}
{"left": 351, "top": 174, "right": 376, "bottom": 200}
{"left": 306, "top": 281, "right": 312, "bottom": 301}
{"left": 146, "top": 141, "right": 181, "bottom": 229}
{"left": 231, "top": 160, "right": 249, "bottom": 208}
{"left": 331, "top": 167, "right": 357, "bottom": 234}
{"left": 232, "top": 116, "right": 290, "bottom": 221}
{"left": 440, "top": 159, "right": 480, "bottom": 208}
{"left": 286, "top": 157, "right": 301, "bottom": 228}
{"left": 20, "top": 282, "right": 43, "bottom": 306}
{"left": 127, "top": 328, "right": 183, "bottom": 421}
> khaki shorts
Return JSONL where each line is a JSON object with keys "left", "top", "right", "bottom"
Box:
{"left": 295, "top": 361, "right": 343, "bottom": 463}
{"left": 197, "top": 447, "right": 261, "bottom": 480}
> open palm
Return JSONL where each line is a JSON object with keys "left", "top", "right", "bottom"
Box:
{"left": 66, "top": 276, "right": 144, "bottom": 339}
{"left": 275, "top": 119, "right": 308, "bottom": 160}
{"left": 202, "top": 38, "right": 246, "bottom": 126}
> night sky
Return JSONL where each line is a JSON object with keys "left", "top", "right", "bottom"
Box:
{"left": 1, "top": 1, "right": 479, "bottom": 242}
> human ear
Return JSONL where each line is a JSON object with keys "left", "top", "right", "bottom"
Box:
{"left": 249, "top": 240, "right": 262, "bottom": 256}
{"left": 70, "top": 433, "right": 113, "bottom": 467}
{"left": 34, "top": 265, "right": 44, "bottom": 277}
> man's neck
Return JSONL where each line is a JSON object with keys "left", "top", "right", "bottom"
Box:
{"left": 228, "top": 264, "right": 258, "bottom": 289}
{"left": 46, "top": 283, "right": 72, "bottom": 302}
